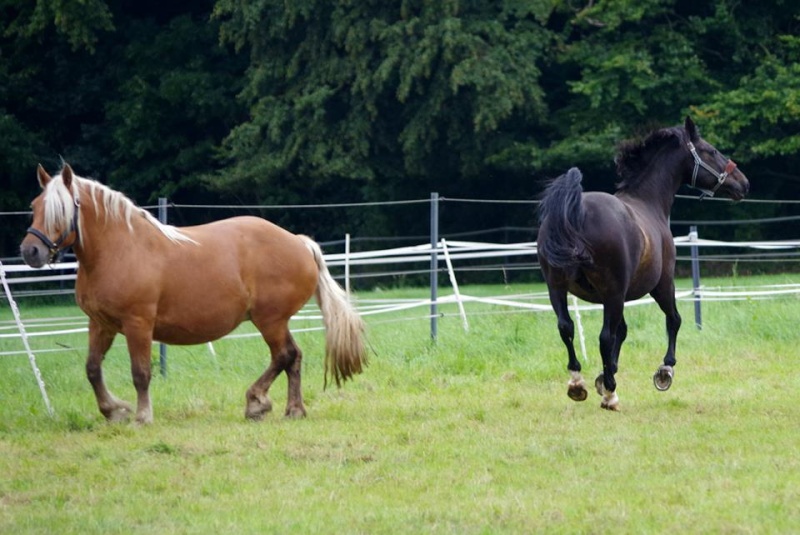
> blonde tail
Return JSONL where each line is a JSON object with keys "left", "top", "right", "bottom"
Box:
{"left": 302, "top": 236, "right": 367, "bottom": 387}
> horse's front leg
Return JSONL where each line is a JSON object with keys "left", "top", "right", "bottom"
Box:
{"left": 86, "top": 320, "right": 132, "bottom": 422}
{"left": 123, "top": 319, "right": 156, "bottom": 424}
{"left": 650, "top": 280, "right": 682, "bottom": 391}
{"left": 596, "top": 301, "right": 623, "bottom": 411}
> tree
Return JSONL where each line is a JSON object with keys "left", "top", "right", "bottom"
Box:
{"left": 693, "top": 35, "right": 800, "bottom": 195}
{"left": 0, "top": 0, "right": 245, "bottom": 253}
{"left": 212, "top": 1, "right": 557, "bottom": 199}
{"left": 533, "top": 1, "right": 800, "bottom": 241}
{"left": 102, "top": 11, "right": 246, "bottom": 202}
{"left": 2, "top": 0, "right": 799, "bottom": 255}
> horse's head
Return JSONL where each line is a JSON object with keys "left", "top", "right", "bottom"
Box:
{"left": 20, "top": 164, "right": 81, "bottom": 268}
{"left": 683, "top": 116, "right": 750, "bottom": 200}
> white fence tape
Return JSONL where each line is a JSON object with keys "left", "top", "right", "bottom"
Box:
{"left": 2, "top": 238, "right": 799, "bottom": 358}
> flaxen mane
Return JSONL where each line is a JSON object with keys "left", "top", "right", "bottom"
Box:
{"left": 43, "top": 172, "right": 195, "bottom": 244}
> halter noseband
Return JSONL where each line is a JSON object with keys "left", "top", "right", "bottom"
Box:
{"left": 26, "top": 198, "right": 81, "bottom": 264}
{"left": 687, "top": 141, "right": 738, "bottom": 198}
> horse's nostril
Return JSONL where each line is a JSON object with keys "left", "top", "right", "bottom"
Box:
{"left": 21, "top": 244, "right": 44, "bottom": 267}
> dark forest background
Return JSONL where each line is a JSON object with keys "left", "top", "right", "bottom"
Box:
{"left": 2, "top": 0, "right": 799, "bottom": 256}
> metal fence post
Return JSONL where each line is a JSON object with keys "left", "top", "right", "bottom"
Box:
{"left": 158, "top": 197, "right": 168, "bottom": 376}
{"left": 430, "top": 192, "right": 439, "bottom": 342}
{"left": 690, "top": 225, "right": 702, "bottom": 330}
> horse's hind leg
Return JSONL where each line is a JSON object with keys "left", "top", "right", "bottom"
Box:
{"left": 85, "top": 320, "right": 133, "bottom": 422}
{"left": 245, "top": 323, "right": 306, "bottom": 421}
{"left": 650, "top": 279, "right": 682, "bottom": 391}
{"left": 281, "top": 333, "right": 306, "bottom": 418}
{"left": 596, "top": 300, "right": 624, "bottom": 411}
{"left": 547, "top": 286, "right": 587, "bottom": 402}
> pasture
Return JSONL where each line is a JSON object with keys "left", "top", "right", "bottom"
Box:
{"left": 1, "top": 275, "right": 799, "bottom": 533}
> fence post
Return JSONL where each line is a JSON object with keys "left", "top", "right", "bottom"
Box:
{"left": 430, "top": 192, "right": 439, "bottom": 342}
{"left": 158, "top": 197, "right": 168, "bottom": 376}
{"left": 345, "top": 233, "right": 351, "bottom": 295}
{"left": 440, "top": 238, "right": 468, "bottom": 332}
{"left": 690, "top": 225, "right": 702, "bottom": 330}
{"left": 0, "top": 260, "right": 54, "bottom": 417}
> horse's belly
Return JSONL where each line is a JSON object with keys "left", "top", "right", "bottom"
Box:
{"left": 566, "top": 268, "right": 660, "bottom": 304}
{"left": 624, "top": 280, "right": 658, "bottom": 302}
{"left": 153, "top": 290, "right": 249, "bottom": 345}
{"left": 152, "top": 319, "right": 241, "bottom": 345}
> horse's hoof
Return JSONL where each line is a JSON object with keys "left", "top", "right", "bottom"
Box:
{"left": 284, "top": 405, "right": 307, "bottom": 419}
{"left": 567, "top": 383, "right": 588, "bottom": 402}
{"left": 600, "top": 400, "right": 620, "bottom": 411}
{"left": 245, "top": 409, "right": 267, "bottom": 422}
{"left": 135, "top": 408, "right": 154, "bottom": 425}
{"left": 594, "top": 374, "right": 605, "bottom": 396}
{"left": 245, "top": 394, "right": 273, "bottom": 421}
{"left": 106, "top": 410, "right": 131, "bottom": 423}
{"left": 653, "top": 365, "right": 674, "bottom": 391}
{"left": 600, "top": 391, "right": 620, "bottom": 411}
{"left": 103, "top": 401, "right": 133, "bottom": 423}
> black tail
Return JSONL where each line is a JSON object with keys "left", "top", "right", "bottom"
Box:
{"left": 537, "top": 167, "right": 593, "bottom": 274}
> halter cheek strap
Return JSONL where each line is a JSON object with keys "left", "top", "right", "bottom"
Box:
{"left": 687, "top": 141, "right": 737, "bottom": 198}
{"left": 26, "top": 199, "right": 81, "bottom": 263}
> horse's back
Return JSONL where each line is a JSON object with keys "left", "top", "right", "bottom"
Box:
{"left": 180, "top": 215, "right": 318, "bottom": 291}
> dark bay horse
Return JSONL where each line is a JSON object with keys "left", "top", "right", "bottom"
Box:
{"left": 20, "top": 164, "right": 367, "bottom": 424}
{"left": 537, "top": 117, "right": 749, "bottom": 410}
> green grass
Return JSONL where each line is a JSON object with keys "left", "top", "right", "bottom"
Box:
{"left": 1, "top": 275, "right": 799, "bottom": 533}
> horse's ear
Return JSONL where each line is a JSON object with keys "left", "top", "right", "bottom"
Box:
{"left": 61, "top": 163, "right": 74, "bottom": 189}
{"left": 36, "top": 164, "right": 51, "bottom": 189}
{"left": 684, "top": 116, "right": 699, "bottom": 142}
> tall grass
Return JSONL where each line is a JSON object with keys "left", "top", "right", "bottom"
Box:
{"left": 1, "top": 276, "right": 799, "bottom": 533}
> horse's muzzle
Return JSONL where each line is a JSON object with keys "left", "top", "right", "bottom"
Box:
{"left": 20, "top": 241, "right": 48, "bottom": 268}
{"left": 733, "top": 176, "right": 751, "bottom": 201}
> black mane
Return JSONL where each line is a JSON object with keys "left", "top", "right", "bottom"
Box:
{"left": 614, "top": 125, "right": 687, "bottom": 191}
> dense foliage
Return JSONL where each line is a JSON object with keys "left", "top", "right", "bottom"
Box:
{"left": 1, "top": 0, "right": 799, "bottom": 252}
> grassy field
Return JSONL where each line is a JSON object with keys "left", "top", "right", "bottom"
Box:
{"left": 1, "top": 275, "right": 799, "bottom": 533}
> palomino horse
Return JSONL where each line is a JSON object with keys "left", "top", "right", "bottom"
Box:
{"left": 537, "top": 117, "right": 749, "bottom": 410}
{"left": 20, "top": 164, "right": 367, "bottom": 424}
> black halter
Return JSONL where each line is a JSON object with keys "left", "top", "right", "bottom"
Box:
{"left": 26, "top": 198, "right": 81, "bottom": 264}
{"left": 687, "top": 141, "right": 738, "bottom": 198}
